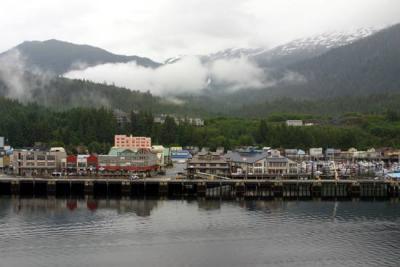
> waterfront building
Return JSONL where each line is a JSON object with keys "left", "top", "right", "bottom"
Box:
{"left": 152, "top": 145, "right": 165, "bottom": 166}
{"left": 97, "top": 147, "right": 158, "bottom": 173}
{"left": 187, "top": 151, "right": 229, "bottom": 178}
{"left": 284, "top": 149, "right": 307, "bottom": 160}
{"left": 11, "top": 147, "right": 67, "bottom": 176}
{"left": 266, "top": 156, "right": 296, "bottom": 175}
{"left": 163, "top": 147, "right": 172, "bottom": 166}
{"left": 114, "top": 135, "right": 151, "bottom": 149}
{"left": 309, "top": 148, "right": 324, "bottom": 159}
{"left": 171, "top": 149, "right": 192, "bottom": 163}
{"left": 65, "top": 155, "right": 77, "bottom": 172}
{"left": 0, "top": 140, "right": 9, "bottom": 172}
{"left": 63, "top": 154, "right": 98, "bottom": 174}
{"left": 184, "top": 146, "right": 200, "bottom": 156}
{"left": 366, "top": 148, "right": 380, "bottom": 159}
{"left": 151, "top": 145, "right": 168, "bottom": 173}
{"left": 325, "top": 148, "right": 342, "bottom": 159}
{"left": 225, "top": 149, "right": 269, "bottom": 175}
{"left": 0, "top": 155, "right": 10, "bottom": 172}
{"left": 340, "top": 148, "right": 358, "bottom": 159}
{"left": 226, "top": 148, "right": 295, "bottom": 177}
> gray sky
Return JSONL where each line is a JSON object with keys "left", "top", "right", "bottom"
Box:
{"left": 1, "top": 0, "right": 399, "bottom": 61}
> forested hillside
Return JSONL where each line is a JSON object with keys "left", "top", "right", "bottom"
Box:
{"left": 2, "top": 97, "right": 400, "bottom": 153}
{"left": 0, "top": 75, "right": 206, "bottom": 116}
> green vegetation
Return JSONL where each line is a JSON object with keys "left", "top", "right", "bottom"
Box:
{"left": 1, "top": 97, "right": 400, "bottom": 153}
{"left": 0, "top": 77, "right": 207, "bottom": 116}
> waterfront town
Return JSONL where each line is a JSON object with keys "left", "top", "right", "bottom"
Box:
{"left": 1, "top": 135, "right": 400, "bottom": 180}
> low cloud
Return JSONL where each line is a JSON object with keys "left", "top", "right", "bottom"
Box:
{"left": 65, "top": 56, "right": 207, "bottom": 95}
{"left": 0, "top": 50, "right": 111, "bottom": 108}
{"left": 210, "top": 57, "right": 272, "bottom": 91}
{"left": 64, "top": 56, "right": 302, "bottom": 95}
{"left": 0, "top": 49, "right": 55, "bottom": 101}
{"left": 0, "top": 50, "right": 32, "bottom": 100}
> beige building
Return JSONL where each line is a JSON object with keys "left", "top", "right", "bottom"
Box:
{"left": 98, "top": 147, "right": 158, "bottom": 173}
{"left": 12, "top": 148, "right": 67, "bottom": 176}
{"left": 225, "top": 149, "right": 295, "bottom": 177}
{"left": 0, "top": 155, "right": 10, "bottom": 171}
{"left": 187, "top": 151, "right": 229, "bottom": 178}
{"left": 114, "top": 135, "right": 151, "bottom": 149}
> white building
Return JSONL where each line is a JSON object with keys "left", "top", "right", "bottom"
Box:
{"left": 309, "top": 148, "right": 324, "bottom": 158}
{"left": 286, "top": 120, "right": 303, "bottom": 127}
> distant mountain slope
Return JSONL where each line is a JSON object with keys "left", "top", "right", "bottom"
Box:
{"left": 167, "top": 28, "right": 376, "bottom": 69}
{"left": 284, "top": 23, "right": 400, "bottom": 98}
{"left": 252, "top": 28, "right": 376, "bottom": 68}
{"left": 176, "top": 24, "right": 400, "bottom": 113}
{"left": 0, "top": 39, "right": 161, "bottom": 75}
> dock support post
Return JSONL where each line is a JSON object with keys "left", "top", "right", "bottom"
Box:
{"left": 351, "top": 182, "right": 360, "bottom": 198}
{"left": 312, "top": 182, "right": 321, "bottom": 198}
{"left": 11, "top": 181, "right": 20, "bottom": 195}
{"left": 388, "top": 181, "right": 399, "bottom": 198}
{"left": 273, "top": 182, "right": 283, "bottom": 197}
{"left": 197, "top": 182, "right": 206, "bottom": 197}
{"left": 235, "top": 182, "right": 245, "bottom": 197}
{"left": 47, "top": 181, "right": 56, "bottom": 195}
{"left": 159, "top": 182, "right": 168, "bottom": 196}
{"left": 121, "top": 181, "right": 131, "bottom": 196}
{"left": 84, "top": 181, "right": 94, "bottom": 195}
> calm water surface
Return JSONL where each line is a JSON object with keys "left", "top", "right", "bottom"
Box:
{"left": 0, "top": 197, "right": 399, "bottom": 267}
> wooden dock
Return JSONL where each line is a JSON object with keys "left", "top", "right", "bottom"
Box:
{"left": 0, "top": 176, "right": 398, "bottom": 199}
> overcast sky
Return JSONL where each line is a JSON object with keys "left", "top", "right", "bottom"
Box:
{"left": 1, "top": 0, "right": 399, "bottom": 61}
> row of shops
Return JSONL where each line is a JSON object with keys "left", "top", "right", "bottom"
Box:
{"left": 6, "top": 146, "right": 171, "bottom": 177}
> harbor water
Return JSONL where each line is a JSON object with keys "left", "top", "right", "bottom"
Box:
{"left": 0, "top": 197, "right": 399, "bottom": 267}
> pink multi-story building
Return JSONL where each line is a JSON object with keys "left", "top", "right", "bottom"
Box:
{"left": 114, "top": 135, "right": 151, "bottom": 149}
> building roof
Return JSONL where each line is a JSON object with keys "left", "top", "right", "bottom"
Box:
{"left": 171, "top": 150, "right": 192, "bottom": 159}
{"left": 225, "top": 151, "right": 268, "bottom": 164}
{"left": 50, "top": 147, "right": 66, "bottom": 153}
{"left": 266, "top": 156, "right": 289, "bottom": 163}
{"left": 108, "top": 147, "right": 152, "bottom": 156}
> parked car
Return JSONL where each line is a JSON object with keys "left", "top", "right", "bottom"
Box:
{"left": 129, "top": 175, "right": 140, "bottom": 181}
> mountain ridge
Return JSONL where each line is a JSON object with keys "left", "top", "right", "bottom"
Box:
{"left": 0, "top": 39, "right": 161, "bottom": 75}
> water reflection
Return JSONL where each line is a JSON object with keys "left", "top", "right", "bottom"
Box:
{"left": 0, "top": 197, "right": 399, "bottom": 267}
{"left": 6, "top": 197, "right": 161, "bottom": 217}
{"left": 4, "top": 197, "right": 400, "bottom": 221}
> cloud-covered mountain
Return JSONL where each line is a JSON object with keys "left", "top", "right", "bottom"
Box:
{"left": 193, "top": 27, "right": 377, "bottom": 69}
{"left": 252, "top": 27, "right": 377, "bottom": 69}
{"left": 174, "top": 24, "right": 400, "bottom": 113}
{"left": 282, "top": 24, "right": 400, "bottom": 98}
{"left": 0, "top": 39, "right": 161, "bottom": 75}
{"left": 159, "top": 27, "right": 377, "bottom": 95}
{"left": 1, "top": 24, "right": 399, "bottom": 117}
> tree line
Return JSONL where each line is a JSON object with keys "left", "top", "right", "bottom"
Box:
{"left": 1, "top": 97, "right": 400, "bottom": 154}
